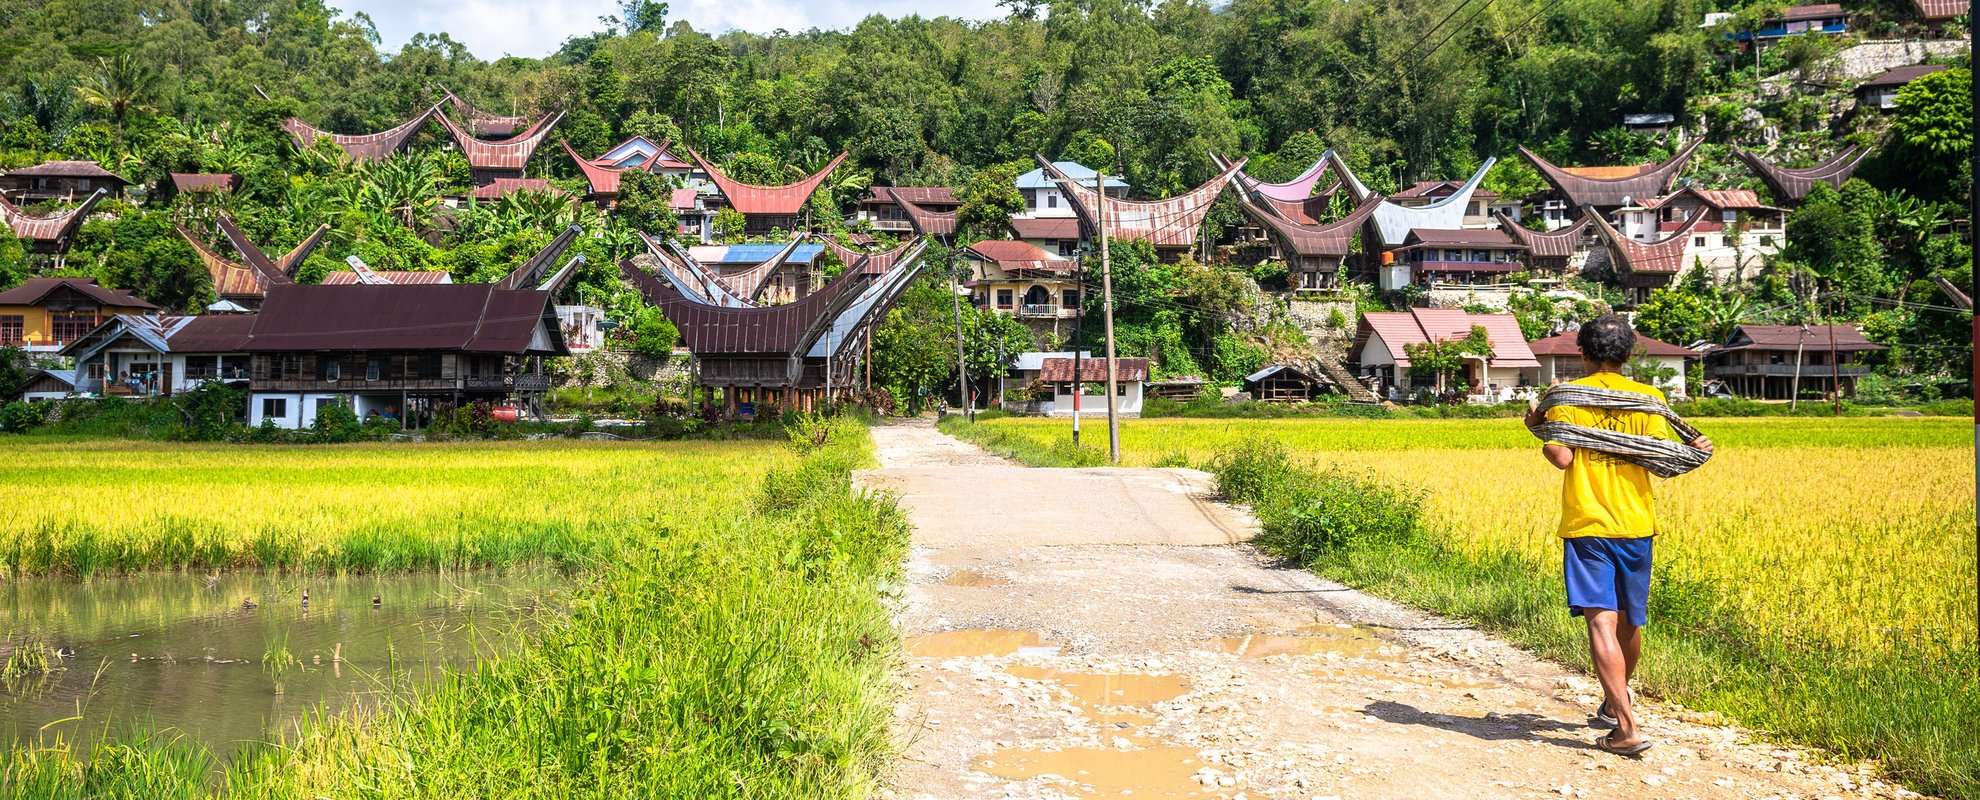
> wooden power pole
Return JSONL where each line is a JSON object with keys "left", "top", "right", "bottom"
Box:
{"left": 1098, "top": 170, "right": 1121, "bottom": 464}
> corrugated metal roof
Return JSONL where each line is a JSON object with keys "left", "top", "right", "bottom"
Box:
{"left": 964, "top": 240, "right": 1069, "bottom": 273}
{"left": 5, "top": 160, "right": 127, "bottom": 181}
{"left": 244, "top": 284, "right": 563, "bottom": 354}
{"left": 170, "top": 173, "right": 241, "bottom": 193}
{"left": 0, "top": 189, "right": 106, "bottom": 248}
{"left": 469, "top": 178, "right": 569, "bottom": 200}
{"left": 1010, "top": 216, "right": 1081, "bottom": 240}
{"left": 684, "top": 145, "right": 846, "bottom": 216}
{"left": 1587, "top": 210, "right": 1706, "bottom": 275}
{"left": 1226, "top": 154, "right": 1331, "bottom": 203}
{"left": 696, "top": 244, "right": 826, "bottom": 265}
{"left": 1521, "top": 141, "right": 1701, "bottom": 209}
{"left": 283, "top": 104, "right": 439, "bottom": 162}
{"left": 1237, "top": 193, "right": 1383, "bottom": 258}
{"left": 436, "top": 110, "right": 562, "bottom": 170}
{"left": 1016, "top": 162, "right": 1128, "bottom": 190}
{"left": 1494, "top": 212, "right": 1590, "bottom": 258}
{"left": 1399, "top": 228, "right": 1523, "bottom": 249}
{"left": 621, "top": 257, "right": 876, "bottom": 356}
{"left": 1859, "top": 63, "right": 1948, "bottom": 89}
{"left": 1037, "top": 157, "right": 1243, "bottom": 248}
{"left": 322, "top": 270, "right": 454, "bottom": 285}
{"left": 1732, "top": 147, "right": 1866, "bottom": 205}
{"left": 1528, "top": 330, "right": 1695, "bottom": 357}
{"left": 1038, "top": 357, "right": 1150, "bottom": 382}
{"left": 1721, "top": 324, "right": 1886, "bottom": 352}
{"left": 1914, "top": 0, "right": 1964, "bottom": 18}
{"left": 1013, "top": 351, "right": 1090, "bottom": 371}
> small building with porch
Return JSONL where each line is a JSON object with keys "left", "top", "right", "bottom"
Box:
{"left": 0, "top": 278, "right": 158, "bottom": 353}
{"left": 1393, "top": 228, "right": 1528, "bottom": 288}
{"left": 1036, "top": 356, "right": 1148, "bottom": 416}
{"left": 962, "top": 240, "right": 1080, "bottom": 330}
{"left": 0, "top": 160, "right": 129, "bottom": 202}
{"left": 857, "top": 187, "right": 959, "bottom": 234}
{"left": 1855, "top": 64, "right": 1948, "bottom": 111}
{"left": 1528, "top": 330, "right": 1697, "bottom": 398}
{"left": 1351, "top": 309, "right": 1539, "bottom": 400}
{"left": 58, "top": 314, "right": 255, "bottom": 398}
{"left": 1241, "top": 364, "right": 1330, "bottom": 403}
{"left": 1703, "top": 324, "right": 1885, "bottom": 400}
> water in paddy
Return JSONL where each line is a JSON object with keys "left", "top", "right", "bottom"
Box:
{"left": 0, "top": 569, "right": 562, "bottom": 759}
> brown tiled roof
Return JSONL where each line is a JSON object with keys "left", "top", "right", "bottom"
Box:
{"left": 1351, "top": 309, "right": 1539, "bottom": 368}
{"left": 1521, "top": 140, "right": 1701, "bottom": 209}
{"left": 170, "top": 173, "right": 242, "bottom": 194}
{"left": 1038, "top": 357, "right": 1150, "bottom": 383}
{"left": 1237, "top": 193, "right": 1383, "bottom": 259}
{"left": 823, "top": 237, "right": 921, "bottom": 276}
{"left": 1733, "top": 147, "right": 1867, "bottom": 206}
{"left": 179, "top": 218, "right": 330, "bottom": 300}
{"left": 1011, "top": 216, "right": 1081, "bottom": 240}
{"left": 1398, "top": 228, "right": 1524, "bottom": 250}
{"left": 1778, "top": 3, "right": 1843, "bottom": 21}
{"left": 1528, "top": 330, "right": 1696, "bottom": 358}
{"left": 244, "top": 284, "right": 563, "bottom": 354}
{"left": 439, "top": 87, "right": 528, "bottom": 137}
{"left": 964, "top": 240, "right": 1070, "bottom": 273}
{"left": 321, "top": 270, "right": 454, "bottom": 285}
{"left": 1494, "top": 213, "right": 1590, "bottom": 258}
{"left": 685, "top": 145, "right": 847, "bottom": 216}
{"left": 871, "top": 186, "right": 957, "bottom": 206}
{"left": 283, "top": 104, "right": 439, "bottom": 162}
{"left": 1720, "top": 324, "right": 1887, "bottom": 352}
{"left": 1587, "top": 208, "right": 1706, "bottom": 275}
{"left": 1639, "top": 187, "right": 1772, "bottom": 211}
{"left": 892, "top": 192, "right": 957, "bottom": 238}
{"left": 5, "top": 160, "right": 128, "bottom": 182}
{"left": 0, "top": 189, "right": 106, "bottom": 249}
{"left": 436, "top": 110, "right": 562, "bottom": 170}
{"left": 1858, "top": 63, "right": 1948, "bottom": 89}
{"left": 1037, "top": 156, "right": 1243, "bottom": 248}
{"left": 0, "top": 277, "right": 156, "bottom": 309}
{"left": 1914, "top": 0, "right": 1964, "bottom": 19}
{"left": 469, "top": 178, "right": 570, "bottom": 200}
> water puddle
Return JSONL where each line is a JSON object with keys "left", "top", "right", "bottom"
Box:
{"left": 1004, "top": 665, "right": 1190, "bottom": 709}
{"left": 1207, "top": 624, "right": 1404, "bottom": 661}
{"left": 974, "top": 737, "right": 1208, "bottom": 798}
{"left": 941, "top": 570, "right": 1009, "bottom": 588}
{"left": 0, "top": 569, "right": 561, "bottom": 759}
{"left": 908, "top": 629, "right": 1059, "bottom": 658}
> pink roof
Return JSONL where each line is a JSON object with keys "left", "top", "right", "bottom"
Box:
{"left": 170, "top": 173, "right": 241, "bottom": 193}
{"left": 1639, "top": 187, "right": 1773, "bottom": 211}
{"left": 669, "top": 188, "right": 700, "bottom": 211}
{"left": 321, "top": 270, "right": 454, "bottom": 285}
{"left": 1352, "top": 309, "right": 1538, "bottom": 368}
{"left": 964, "top": 240, "right": 1070, "bottom": 273}
{"left": 1528, "top": 330, "right": 1696, "bottom": 358}
{"left": 1011, "top": 217, "right": 1081, "bottom": 240}
{"left": 683, "top": 145, "right": 846, "bottom": 216}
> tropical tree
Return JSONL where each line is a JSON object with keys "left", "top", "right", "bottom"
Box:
{"left": 73, "top": 54, "right": 164, "bottom": 130}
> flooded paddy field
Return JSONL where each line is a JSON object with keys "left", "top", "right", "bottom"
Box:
{"left": 0, "top": 569, "right": 564, "bottom": 758}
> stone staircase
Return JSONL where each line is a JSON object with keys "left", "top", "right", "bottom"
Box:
{"left": 1313, "top": 354, "right": 1379, "bottom": 404}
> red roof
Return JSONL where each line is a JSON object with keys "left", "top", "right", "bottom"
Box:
{"left": 0, "top": 277, "right": 156, "bottom": 309}
{"left": 469, "top": 178, "right": 570, "bottom": 200}
{"left": 869, "top": 186, "right": 958, "bottom": 206}
{"left": 5, "top": 160, "right": 128, "bottom": 182}
{"left": 1639, "top": 187, "right": 1772, "bottom": 211}
{"left": 1238, "top": 193, "right": 1383, "bottom": 258}
{"left": 1011, "top": 216, "right": 1082, "bottom": 240}
{"left": 1398, "top": 228, "right": 1523, "bottom": 250}
{"left": 1588, "top": 211, "right": 1706, "bottom": 275}
{"left": 1038, "top": 357, "right": 1150, "bottom": 383}
{"left": 436, "top": 111, "right": 562, "bottom": 171}
{"left": 1037, "top": 157, "right": 1243, "bottom": 248}
{"left": 170, "top": 173, "right": 242, "bottom": 193}
{"left": 283, "top": 104, "right": 439, "bottom": 163}
{"left": 670, "top": 188, "right": 700, "bottom": 211}
{"left": 321, "top": 270, "right": 454, "bottom": 285}
{"left": 1528, "top": 330, "right": 1696, "bottom": 358}
{"left": 1915, "top": 0, "right": 1964, "bottom": 19}
{"left": 684, "top": 145, "right": 847, "bottom": 216}
{"left": 964, "top": 240, "right": 1070, "bottom": 273}
{"left": 1351, "top": 309, "right": 1539, "bottom": 368}
{"left": 245, "top": 284, "right": 562, "bottom": 354}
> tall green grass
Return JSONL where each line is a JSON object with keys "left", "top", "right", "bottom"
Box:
{"left": 2, "top": 416, "right": 910, "bottom": 798}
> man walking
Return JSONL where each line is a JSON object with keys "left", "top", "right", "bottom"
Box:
{"left": 1524, "top": 316, "right": 1712, "bottom": 757}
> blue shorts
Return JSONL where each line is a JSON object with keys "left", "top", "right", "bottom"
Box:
{"left": 1563, "top": 536, "right": 1654, "bottom": 627}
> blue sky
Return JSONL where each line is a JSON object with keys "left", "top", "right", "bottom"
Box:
{"left": 332, "top": 0, "right": 1007, "bottom": 59}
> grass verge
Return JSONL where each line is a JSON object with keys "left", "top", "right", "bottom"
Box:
{"left": 3, "top": 414, "right": 910, "bottom": 798}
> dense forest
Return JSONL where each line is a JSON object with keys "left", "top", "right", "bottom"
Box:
{"left": 0, "top": 0, "right": 1971, "bottom": 397}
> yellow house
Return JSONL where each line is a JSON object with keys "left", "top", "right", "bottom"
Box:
{"left": 0, "top": 277, "right": 158, "bottom": 352}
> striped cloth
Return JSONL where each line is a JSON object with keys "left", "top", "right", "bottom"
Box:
{"left": 1528, "top": 384, "right": 1713, "bottom": 478}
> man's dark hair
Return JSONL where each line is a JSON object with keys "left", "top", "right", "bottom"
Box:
{"left": 1576, "top": 315, "right": 1636, "bottom": 366}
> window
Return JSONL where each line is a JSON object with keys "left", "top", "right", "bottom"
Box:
{"left": 1694, "top": 236, "right": 1707, "bottom": 248}
{"left": 418, "top": 354, "right": 442, "bottom": 380}
{"left": 996, "top": 289, "right": 1014, "bottom": 308}
{"left": 86, "top": 362, "right": 104, "bottom": 380}
{"left": 1759, "top": 235, "right": 1775, "bottom": 248}
{"left": 1061, "top": 288, "right": 1079, "bottom": 308}
{"left": 1722, "top": 210, "right": 1737, "bottom": 223}
{"left": 1056, "top": 240, "right": 1076, "bottom": 257}
{"left": 0, "top": 315, "right": 20, "bottom": 344}
{"left": 49, "top": 314, "right": 96, "bottom": 344}
{"left": 1024, "top": 190, "right": 1036, "bottom": 209}
{"left": 1047, "top": 193, "right": 1057, "bottom": 208}
{"left": 366, "top": 355, "right": 383, "bottom": 381}
{"left": 261, "top": 397, "right": 288, "bottom": 420}
{"left": 318, "top": 357, "right": 341, "bottom": 381}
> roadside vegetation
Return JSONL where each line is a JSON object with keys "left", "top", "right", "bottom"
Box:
{"left": 941, "top": 415, "right": 1978, "bottom": 798}
{"left": 3, "top": 414, "right": 908, "bottom": 798}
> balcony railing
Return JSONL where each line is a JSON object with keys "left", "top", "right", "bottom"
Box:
{"left": 1015, "top": 304, "right": 1075, "bottom": 318}
{"left": 1708, "top": 364, "right": 1872, "bottom": 377}
{"left": 465, "top": 374, "right": 553, "bottom": 392}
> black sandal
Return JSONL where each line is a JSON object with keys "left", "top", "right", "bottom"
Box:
{"left": 1596, "top": 733, "right": 1653, "bottom": 757}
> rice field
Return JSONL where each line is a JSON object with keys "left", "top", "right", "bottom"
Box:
{"left": 0, "top": 439, "right": 788, "bottom": 574}
{"left": 959, "top": 416, "right": 1976, "bottom": 656}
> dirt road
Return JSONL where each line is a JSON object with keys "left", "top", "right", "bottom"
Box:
{"left": 858, "top": 419, "right": 1918, "bottom": 800}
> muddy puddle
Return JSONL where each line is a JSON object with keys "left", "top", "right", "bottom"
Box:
{"left": 974, "top": 737, "right": 1209, "bottom": 798}
{"left": 908, "top": 629, "right": 1060, "bottom": 658}
{"left": 1208, "top": 623, "right": 1406, "bottom": 661}
{"left": 0, "top": 569, "right": 562, "bottom": 759}
{"left": 1004, "top": 665, "right": 1189, "bottom": 709}
{"left": 941, "top": 570, "right": 1009, "bottom": 587}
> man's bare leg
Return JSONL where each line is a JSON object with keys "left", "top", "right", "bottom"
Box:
{"left": 1585, "top": 610, "right": 1644, "bottom": 747}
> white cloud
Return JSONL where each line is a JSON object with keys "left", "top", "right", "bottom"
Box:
{"left": 333, "top": 0, "right": 1005, "bottom": 60}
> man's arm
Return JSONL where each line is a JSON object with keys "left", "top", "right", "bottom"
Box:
{"left": 1527, "top": 397, "right": 1575, "bottom": 470}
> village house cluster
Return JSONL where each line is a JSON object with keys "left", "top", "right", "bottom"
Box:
{"left": 3, "top": 9, "right": 1950, "bottom": 419}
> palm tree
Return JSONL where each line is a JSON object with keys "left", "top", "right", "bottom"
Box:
{"left": 73, "top": 54, "right": 164, "bottom": 130}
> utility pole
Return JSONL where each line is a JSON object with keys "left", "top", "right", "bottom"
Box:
{"left": 948, "top": 248, "right": 971, "bottom": 422}
{"left": 1790, "top": 323, "right": 1808, "bottom": 411}
{"left": 1071, "top": 248, "right": 1084, "bottom": 446}
{"left": 1098, "top": 169, "right": 1121, "bottom": 464}
{"left": 1827, "top": 320, "right": 1840, "bottom": 416}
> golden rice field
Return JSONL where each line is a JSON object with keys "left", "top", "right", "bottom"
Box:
{"left": 0, "top": 439, "right": 788, "bottom": 574}
{"left": 967, "top": 417, "right": 1976, "bottom": 656}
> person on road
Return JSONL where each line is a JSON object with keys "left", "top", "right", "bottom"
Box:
{"left": 1524, "top": 315, "right": 1712, "bottom": 757}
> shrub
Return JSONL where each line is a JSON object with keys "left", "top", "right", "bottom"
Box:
{"left": 309, "top": 404, "right": 363, "bottom": 443}
{"left": 1208, "top": 440, "right": 1426, "bottom": 566}
{"left": 0, "top": 401, "right": 40, "bottom": 433}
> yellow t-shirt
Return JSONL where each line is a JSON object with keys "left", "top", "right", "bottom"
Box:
{"left": 1544, "top": 372, "right": 1670, "bottom": 539}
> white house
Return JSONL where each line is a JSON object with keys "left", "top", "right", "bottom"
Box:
{"left": 1034, "top": 355, "right": 1147, "bottom": 416}
{"left": 1616, "top": 187, "right": 1784, "bottom": 281}
{"left": 1013, "top": 161, "right": 1127, "bottom": 220}
{"left": 1350, "top": 309, "right": 1540, "bottom": 401}
{"left": 57, "top": 314, "right": 255, "bottom": 398}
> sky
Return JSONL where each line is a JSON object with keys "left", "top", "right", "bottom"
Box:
{"left": 331, "top": 0, "right": 1007, "bottom": 60}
